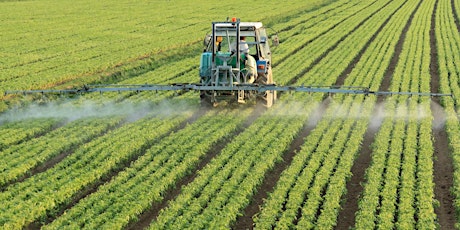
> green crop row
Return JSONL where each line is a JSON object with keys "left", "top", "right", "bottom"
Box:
{"left": 254, "top": 0, "right": 414, "bottom": 227}
{"left": 44, "top": 109, "right": 250, "bottom": 229}
{"left": 0, "top": 0, "right": 331, "bottom": 95}
{"left": 435, "top": 0, "right": 460, "bottom": 228}
{"left": 356, "top": 100, "right": 435, "bottom": 230}
{"left": 0, "top": 101, "right": 194, "bottom": 229}
{"left": 356, "top": 99, "right": 405, "bottom": 229}
{"left": 254, "top": 96, "right": 369, "bottom": 229}
{"left": 436, "top": 0, "right": 460, "bottom": 106}
{"left": 274, "top": 0, "right": 391, "bottom": 85}
{"left": 296, "top": 97, "right": 371, "bottom": 229}
{"left": 0, "top": 116, "right": 122, "bottom": 187}
{"left": 271, "top": 0, "right": 372, "bottom": 65}
{"left": 150, "top": 101, "right": 314, "bottom": 229}
{"left": 297, "top": 0, "right": 405, "bottom": 87}
{"left": 0, "top": 118, "right": 59, "bottom": 151}
{"left": 356, "top": 0, "right": 437, "bottom": 228}
{"left": 149, "top": 0, "right": 408, "bottom": 228}
{"left": 307, "top": 0, "right": 422, "bottom": 225}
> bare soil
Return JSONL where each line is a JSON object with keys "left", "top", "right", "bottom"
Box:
{"left": 282, "top": 1, "right": 382, "bottom": 86}
{"left": 231, "top": 4, "right": 390, "bottom": 227}
{"left": 334, "top": 112, "right": 379, "bottom": 229}
{"left": 431, "top": 0, "right": 455, "bottom": 228}
{"left": 431, "top": 106, "right": 455, "bottom": 229}
{"left": 126, "top": 105, "right": 265, "bottom": 230}
{"left": 26, "top": 108, "right": 208, "bottom": 229}
{"left": 232, "top": 99, "right": 330, "bottom": 229}
{"left": 23, "top": 1, "right": 459, "bottom": 229}
{"left": 335, "top": 0, "right": 421, "bottom": 228}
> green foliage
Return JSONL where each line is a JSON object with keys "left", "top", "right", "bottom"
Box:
{"left": 0, "top": 113, "right": 190, "bottom": 228}
{"left": 435, "top": 0, "right": 460, "bottom": 227}
{"left": 1, "top": 0, "right": 458, "bottom": 228}
{"left": 0, "top": 117, "right": 121, "bottom": 187}
{"left": 0, "top": 0, "right": 330, "bottom": 97}
{"left": 44, "top": 109, "right": 249, "bottom": 229}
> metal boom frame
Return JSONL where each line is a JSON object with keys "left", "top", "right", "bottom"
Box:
{"left": 5, "top": 83, "right": 453, "bottom": 98}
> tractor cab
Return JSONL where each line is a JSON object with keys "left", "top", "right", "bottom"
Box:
{"left": 200, "top": 18, "right": 278, "bottom": 107}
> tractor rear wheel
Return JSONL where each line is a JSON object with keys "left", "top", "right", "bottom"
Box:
{"left": 200, "top": 91, "right": 212, "bottom": 108}
{"left": 256, "top": 68, "right": 276, "bottom": 107}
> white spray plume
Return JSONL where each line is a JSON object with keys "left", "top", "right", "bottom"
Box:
{"left": 0, "top": 98, "right": 197, "bottom": 124}
{"left": 268, "top": 96, "right": 447, "bottom": 133}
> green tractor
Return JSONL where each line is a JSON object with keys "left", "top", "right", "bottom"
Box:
{"left": 200, "top": 18, "right": 278, "bottom": 107}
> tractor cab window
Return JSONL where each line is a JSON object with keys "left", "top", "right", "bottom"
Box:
{"left": 211, "top": 36, "right": 234, "bottom": 53}
{"left": 212, "top": 35, "right": 257, "bottom": 57}
{"left": 257, "top": 29, "right": 271, "bottom": 60}
{"left": 215, "top": 36, "right": 229, "bottom": 52}
{"left": 245, "top": 36, "right": 257, "bottom": 56}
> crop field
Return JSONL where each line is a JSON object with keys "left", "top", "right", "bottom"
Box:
{"left": 1, "top": 0, "right": 460, "bottom": 229}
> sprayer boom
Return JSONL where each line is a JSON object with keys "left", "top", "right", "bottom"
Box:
{"left": 5, "top": 83, "right": 453, "bottom": 98}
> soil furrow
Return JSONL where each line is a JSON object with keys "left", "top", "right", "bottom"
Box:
{"left": 431, "top": 103, "right": 454, "bottom": 229}
{"left": 231, "top": 1, "right": 399, "bottom": 228}
{"left": 126, "top": 105, "right": 265, "bottom": 230}
{"left": 27, "top": 108, "right": 208, "bottom": 229}
{"left": 0, "top": 119, "right": 124, "bottom": 192}
{"left": 335, "top": 0, "right": 423, "bottom": 228}
{"left": 232, "top": 99, "right": 331, "bottom": 229}
{"left": 430, "top": 0, "right": 455, "bottom": 228}
{"left": 273, "top": 1, "right": 380, "bottom": 69}
{"left": 285, "top": 0, "right": 392, "bottom": 87}
{"left": 334, "top": 0, "right": 404, "bottom": 86}
{"left": 451, "top": 0, "right": 460, "bottom": 32}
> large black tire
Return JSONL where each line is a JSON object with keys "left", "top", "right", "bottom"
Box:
{"left": 200, "top": 91, "right": 212, "bottom": 108}
{"left": 256, "top": 68, "right": 276, "bottom": 107}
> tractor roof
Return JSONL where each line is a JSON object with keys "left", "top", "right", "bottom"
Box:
{"left": 239, "top": 22, "right": 263, "bottom": 29}
{"left": 214, "top": 22, "right": 263, "bottom": 30}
